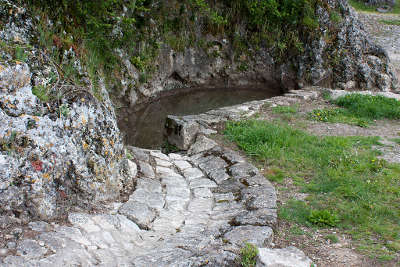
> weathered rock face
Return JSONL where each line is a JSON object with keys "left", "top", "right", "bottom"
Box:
{"left": 114, "top": 0, "right": 398, "bottom": 108}
{"left": 0, "top": 1, "right": 132, "bottom": 220}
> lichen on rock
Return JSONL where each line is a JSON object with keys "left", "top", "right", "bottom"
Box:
{"left": 0, "top": 2, "right": 133, "bottom": 220}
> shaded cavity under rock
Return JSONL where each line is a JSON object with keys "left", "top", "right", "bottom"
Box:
{"left": 118, "top": 86, "right": 282, "bottom": 149}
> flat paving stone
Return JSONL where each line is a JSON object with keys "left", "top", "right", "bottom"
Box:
{"left": 168, "top": 153, "right": 183, "bottom": 160}
{"left": 136, "top": 178, "right": 162, "bottom": 193}
{"left": 154, "top": 158, "right": 172, "bottom": 167}
{"left": 138, "top": 161, "right": 155, "bottom": 178}
{"left": 224, "top": 225, "right": 273, "bottom": 247}
{"left": 193, "top": 187, "right": 213, "bottom": 198}
{"left": 118, "top": 201, "right": 156, "bottom": 229}
{"left": 150, "top": 151, "right": 170, "bottom": 161}
{"left": 157, "top": 166, "right": 181, "bottom": 177}
{"left": 189, "top": 178, "right": 218, "bottom": 189}
{"left": 257, "top": 247, "right": 312, "bottom": 267}
{"left": 130, "top": 189, "right": 165, "bottom": 211}
{"left": 187, "top": 198, "right": 213, "bottom": 213}
{"left": 174, "top": 160, "right": 192, "bottom": 171}
{"left": 183, "top": 167, "right": 204, "bottom": 180}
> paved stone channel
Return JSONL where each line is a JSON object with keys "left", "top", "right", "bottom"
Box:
{"left": 1, "top": 90, "right": 322, "bottom": 267}
{"left": 1, "top": 144, "right": 282, "bottom": 266}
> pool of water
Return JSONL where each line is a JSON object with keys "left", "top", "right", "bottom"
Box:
{"left": 118, "top": 86, "right": 281, "bottom": 149}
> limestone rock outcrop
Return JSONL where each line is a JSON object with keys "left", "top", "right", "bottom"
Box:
{"left": 0, "top": 1, "right": 133, "bottom": 220}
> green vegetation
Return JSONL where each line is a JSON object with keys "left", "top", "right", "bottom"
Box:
{"left": 349, "top": 0, "right": 400, "bottom": 14}
{"left": 309, "top": 108, "right": 369, "bottom": 127}
{"left": 59, "top": 104, "right": 70, "bottom": 117}
{"left": 380, "top": 19, "right": 400, "bottom": 26}
{"left": 225, "top": 120, "right": 400, "bottom": 260}
{"left": 325, "top": 234, "right": 339, "bottom": 243}
{"left": 31, "top": 85, "right": 50, "bottom": 102}
{"left": 308, "top": 209, "right": 339, "bottom": 227}
{"left": 14, "top": 46, "right": 29, "bottom": 62}
{"left": 125, "top": 151, "right": 133, "bottom": 160}
{"left": 272, "top": 105, "right": 298, "bottom": 114}
{"left": 391, "top": 138, "right": 400, "bottom": 144}
{"left": 335, "top": 94, "right": 400, "bottom": 120}
{"left": 161, "top": 141, "right": 179, "bottom": 154}
{"left": 239, "top": 243, "right": 258, "bottom": 267}
{"left": 289, "top": 225, "right": 306, "bottom": 236}
{"left": 22, "top": 0, "right": 342, "bottom": 98}
{"left": 309, "top": 94, "right": 400, "bottom": 127}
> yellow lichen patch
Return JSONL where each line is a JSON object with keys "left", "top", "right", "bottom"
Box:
{"left": 110, "top": 139, "right": 114, "bottom": 146}
{"left": 42, "top": 173, "right": 50, "bottom": 180}
{"left": 32, "top": 116, "right": 39, "bottom": 122}
{"left": 81, "top": 98, "right": 85, "bottom": 102}
{"left": 81, "top": 115, "right": 87, "bottom": 125}
{"left": 104, "top": 150, "right": 109, "bottom": 156}
{"left": 82, "top": 141, "right": 89, "bottom": 150}
{"left": 102, "top": 138, "right": 108, "bottom": 146}
{"left": 0, "top": 65, "right": 4, "bottom": 73}
{"left": 15, "top": 60, "right": 22, "bottom": 65}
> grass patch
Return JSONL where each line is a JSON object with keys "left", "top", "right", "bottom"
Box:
{"left": 225, "top": 120, "right": 400, "bottom": 260}
{"left": 289, "top": 225, "right": 307, "bottom": 236}
{"left": 272, "top": 105, "right": 298, "bottom": 114}
{"left": 239, "top": 243, "right": 258, "bottom": 267}
{"left": 325, "top": 234, "right": 339, "bottom": 243}
{"left": 349, "top": 0, "right": 400, "bottom": 14}
{"left": 264, "top": 167, "right": 286, "bottom": 183}
{"left": 309, "top": 108, "right": 369, "bottom": 127}
{"left": 391, "top": 138, "right": 400, "bottom": 144}
{"left": 380, "top": 19, "right": 400, "bottom": 26}
{"left": 334, "top": 94, "right": 400, "bottom": 120}
{"left": 309, "top": 93, "right": 400, "bottom": 127}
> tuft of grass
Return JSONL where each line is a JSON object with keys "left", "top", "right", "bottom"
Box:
{"left": 289, "top": 225, "right": 306, "bottom": 236}
{"left": 225, "top": 120, "right": 400, "bottom": 259}
{"left": 279, "top": 200, "right": 311, "bottom": 226}
{"left": 272, "top": 105, "right": 298, "bottom": 114}
{"left": 391, "top": 138, "right": 400, "bottom": 145}
{"left": 380, "top": 19, "right": 400, "bottom": 26}
{"left": 239, "top": 243, "right": 258, "bottom": 267}
{"left": 264, "top": 167, "right": 286, "bottom": 183}
{"left": 334, "top": 94, "right": 400, "bottom": 120}
{"left": 325, "top": 234, "right": 339, "bottom": 243}
{"left": 14, "top": 46, "right": 28, "bottom": 62}
{"left": 309, "top": 94, "right": 400, "bottom": 127}
{"left": 309, "top": 108, "right": 369, "bottom": 127}
{"left": 161, "top": 141, "right": 179, "bottom": 154}
{"left": 32, "top": 85, "right": 50, "bottom": 102}
{"left": 308, "top": 209, "right": 339, "bottom": 227}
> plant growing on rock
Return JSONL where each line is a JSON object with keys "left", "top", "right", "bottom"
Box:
{"left": 240, "top": 243, "right": 259, "bottom": 267}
